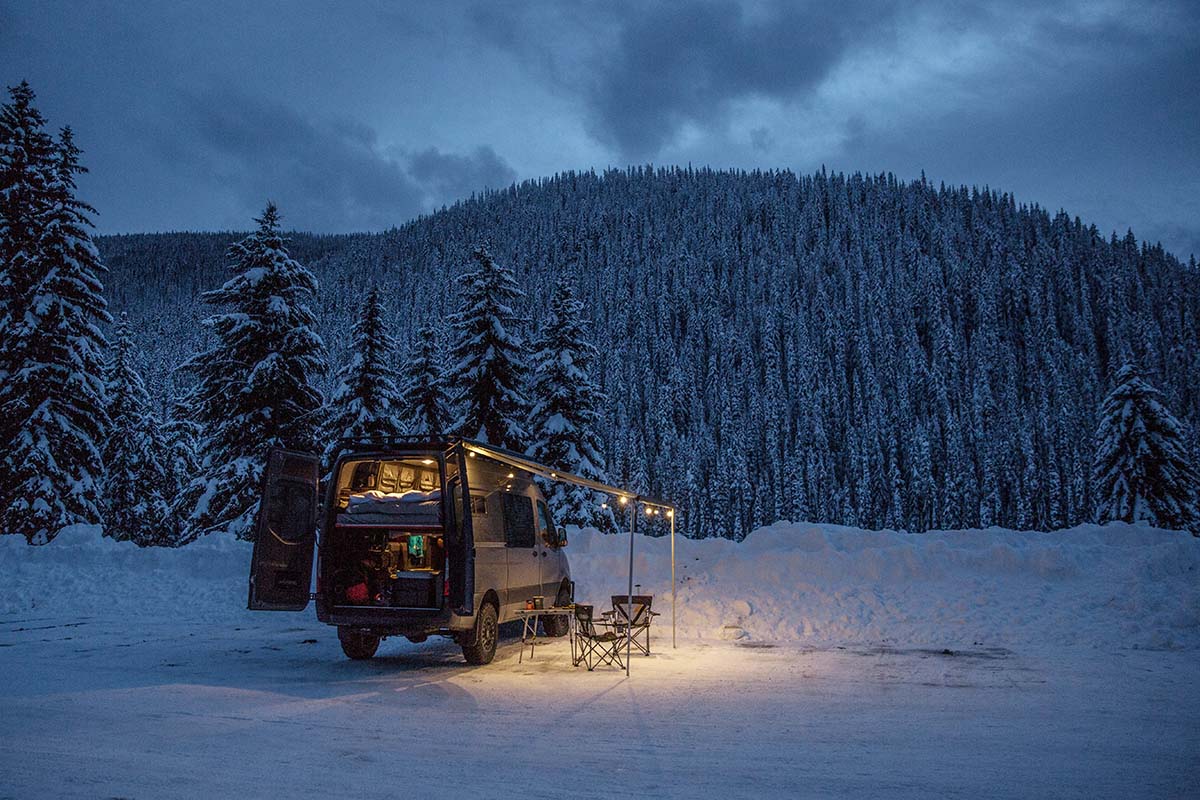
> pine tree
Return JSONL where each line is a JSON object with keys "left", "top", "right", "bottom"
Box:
{"left": 0, "top": 82, "right": 55, "bottom": 367}
{"left": 0, "top": 81, "right": 54, "bottom": 534}
{"left": 448, "top": 246, "right": 529, "bottom": 450}
{"left": 103, "top": 313, "right": 172, "bottom": 545}
{"left": 1092, "top": 365, "right": 1199, "bottom": 533}
{"left": 323, "top": 286, "right": 403, "bottom": 461}
{"left": 528, "top": 279, "right": 615, "bottom": 532}
{"left": 161, "top": 396, "right": 201, "bottom": 542}
{"left": 0, "top": 92, "right": 110, "bottom": 543}
{"left": 397, "top": 320, "right": 452, "bottom": 436}
{"left": 177, "top": 203, "right": 327, "bottom": 541}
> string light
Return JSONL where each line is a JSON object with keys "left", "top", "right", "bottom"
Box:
{"left": 619, "top": 496, "right": 628, "bottom": 506}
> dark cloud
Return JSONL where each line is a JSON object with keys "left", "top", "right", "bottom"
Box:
{"left": 408, "top": 146, "right": 518, "bottom": 206}
{"left": 168, "top": 89, "right": 422, "bottom": 232}
{"left": 151, "top": 89, "right": 517, "bottom": 232}
{"left": 475, "top": 0, "right": 897, "bottom": 159}
{"left": 749, "top": 126, "right": 773, "bottom": 154}
{"left": 585, "top": 1, "right": 896, "bottom": 158}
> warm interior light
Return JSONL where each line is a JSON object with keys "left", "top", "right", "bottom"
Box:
{"left": 421, "top": 458, "right": 434, "bottom": 465}
{"left": 468, "top": 451, "right": 476, "bottom": 458}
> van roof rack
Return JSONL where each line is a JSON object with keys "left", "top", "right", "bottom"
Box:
{"left": 336, "top": 434, "right": 454, "bottom": 447}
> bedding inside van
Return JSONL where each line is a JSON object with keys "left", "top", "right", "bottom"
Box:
{"left": 337, "top": 489, "right": 442, "bottom": 526}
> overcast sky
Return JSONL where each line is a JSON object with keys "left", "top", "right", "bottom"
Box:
{"left": 2, "top": 0, "right": 1197, "bottom": 258}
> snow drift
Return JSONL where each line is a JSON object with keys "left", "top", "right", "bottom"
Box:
{"left": 2, "top": 522, "right": 1197, "bottom": 651}
{"left": 570, "top": 522, "right": 1200, "bottom": 650}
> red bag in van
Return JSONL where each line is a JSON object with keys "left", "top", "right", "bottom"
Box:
{"left": 345, "top": 582, "right": 369, "bottom": 604}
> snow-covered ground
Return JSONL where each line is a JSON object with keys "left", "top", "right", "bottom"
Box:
{"left": 1, "top": 522, "right": 1198, "bottom": 798}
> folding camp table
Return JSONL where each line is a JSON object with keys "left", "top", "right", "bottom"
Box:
{"left": 515, "top": 606, "right": 575, "bottom": 663}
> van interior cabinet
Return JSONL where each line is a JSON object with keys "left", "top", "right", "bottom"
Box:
{"left": 329, "top": 525, "right": 446, "bottom": 609}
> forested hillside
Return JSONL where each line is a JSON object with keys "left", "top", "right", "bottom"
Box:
{"left": 98, "top": 167, "right": 1200, "bottom": 539}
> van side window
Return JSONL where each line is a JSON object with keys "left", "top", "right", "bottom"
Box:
{"left": 536, "top": 500, "right": 559, "bottom": 547}
{"left": 501, "top": 493, "right": 535, "bottom": 548}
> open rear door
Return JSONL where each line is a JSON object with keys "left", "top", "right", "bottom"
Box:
{"left": 247, "top": 448, "right": 320, "bottom": 611}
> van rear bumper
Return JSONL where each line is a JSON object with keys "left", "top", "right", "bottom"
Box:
{"left": 318, "top": 603, "right": 451, "bottom": 633}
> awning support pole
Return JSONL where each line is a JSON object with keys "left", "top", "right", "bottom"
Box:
{"left": 626, "top": 501, "right": 635, "bottom": 677}
{"left": 671, "top": 511, "right": 676, "bottom": 649}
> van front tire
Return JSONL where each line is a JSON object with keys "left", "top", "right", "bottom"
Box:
{"left": 461, "top": 603, "right": 498, "bottom": 665}
{"left": 338, "top": 627, "right": 380, "bottom": 660}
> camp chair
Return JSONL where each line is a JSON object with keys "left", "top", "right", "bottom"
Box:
{"left": 572, "top": 605, "right": 625, "bottom": 671}
{"left": 608, "top": 595, "right": 659, "bottom": 656}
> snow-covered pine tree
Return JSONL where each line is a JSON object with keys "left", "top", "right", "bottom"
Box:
{"left": 0, "top": 104, "right": 110, "bottom": 543}
{"left": 0, "top": 82, "right": 54, "bottom": 535}
{"left": 397, "top": 320, "right": 452, "bottom": 436}
{"left": 448, "top": 246, "right": 529, "bottom": 450}
{"left": 161, "top": 396, "right": 201, "bottom": 542}
{"left": 1092, "top": 364, "right": 1200, "bottom": 534}
{"left": 103, "top": 313, "right": 173, "bottom": 545}
{"left": 528, "top": 279, "right": 616, "bottom": 532}
{"left": 323, "top": 286, "right": 403, "bottom": 462}
{"left": 177, "top": 203, "right": 327, "bottom": 541}
{"left": 0, "top": 82, "right": 54, "bottom": 368}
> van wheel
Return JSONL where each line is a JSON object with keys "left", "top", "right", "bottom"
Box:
{"left": 461, "top": 603, "right": 498, "bottom": 665}
{"left": 338, "top": 627, "right": 380, "bottom": 660}
{"left": 542, "top": 585, "right": 572, "bottom": 637}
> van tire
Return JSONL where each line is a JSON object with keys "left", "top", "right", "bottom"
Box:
{"left": 461, "top": 603, "right": 498, "bottom": 665}
{"left": 542, "top": 584, "right": 572, "bottom": 637}
{"left": 338, "top": 627, "right": 380, "bottom": 660}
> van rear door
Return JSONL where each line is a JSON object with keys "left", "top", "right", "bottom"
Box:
{"left": 247, "top": 448, "right": 320, "bottom": 611}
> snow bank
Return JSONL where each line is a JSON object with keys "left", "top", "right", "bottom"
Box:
{"left": 2, "top": 522, "right": 1197, "bottom": 650}
{"left": 568, "top": 521, "right": 1200, "bottom": 650}
{"left": 0, "top": 524, "right": 250, "bottom": 620}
